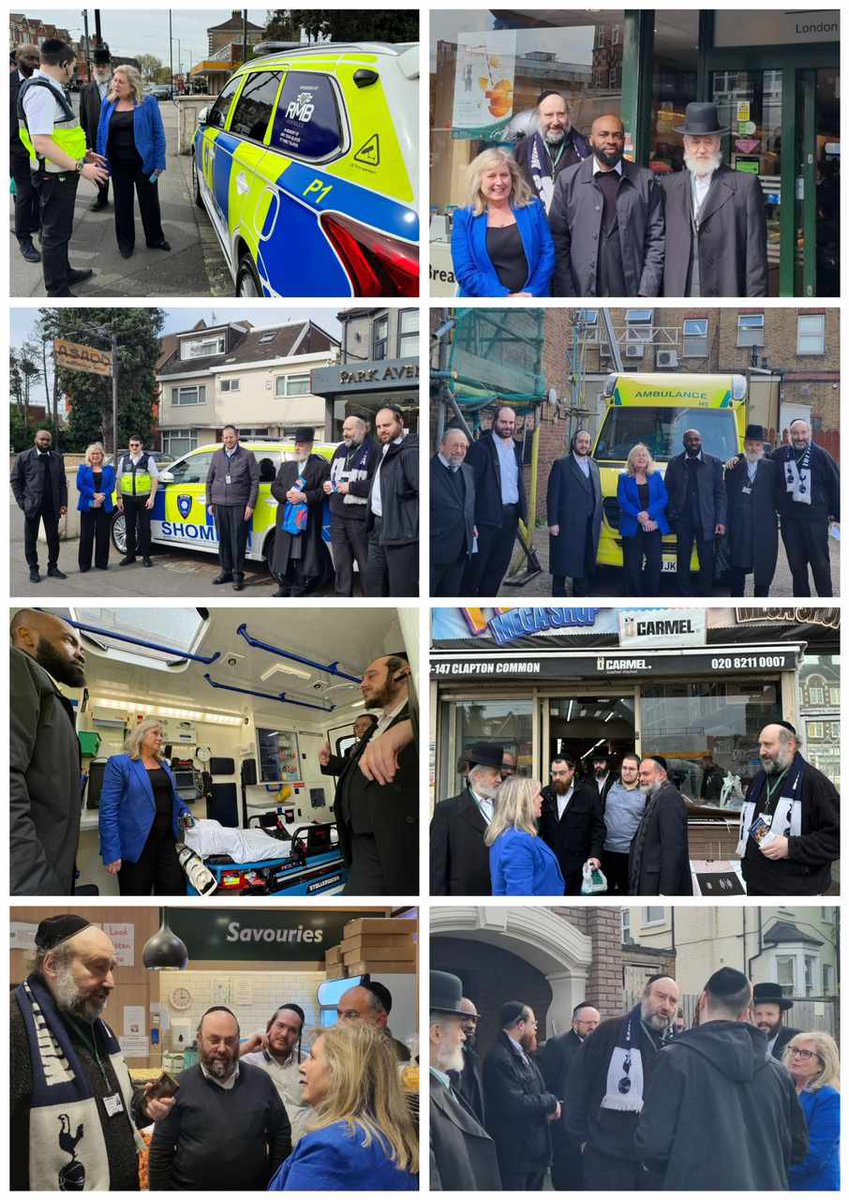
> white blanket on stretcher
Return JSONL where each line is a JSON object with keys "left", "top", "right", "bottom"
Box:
{"left": 185, "top": 819, "right": 291, "bottom": 863}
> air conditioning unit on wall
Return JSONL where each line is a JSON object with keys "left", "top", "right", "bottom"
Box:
{"left": 656, "top": 349, "right": 679, "bottom": 368}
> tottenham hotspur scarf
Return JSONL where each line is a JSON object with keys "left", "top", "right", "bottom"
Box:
{"left": 784, "top": 444, "right": 812, "bottom": 506}
{"left": 600, "top": 1004, "right": 647, "bottom": 1113}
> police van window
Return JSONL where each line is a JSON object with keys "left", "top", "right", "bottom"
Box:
{"left": 208, "top": 75, "right": 241, "bottom": 130}
{"left": 169, "top": 451, "right": 215, "bottom": 485}
{"left": 228, "top": 71, "right": 282, "bottom": 142}
{"left": 271, "top": 72, "right": 343, "bottom": 160}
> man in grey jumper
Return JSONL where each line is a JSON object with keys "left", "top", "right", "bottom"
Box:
{"left": 205, "top": 425, "right": 259, "bottom": 592}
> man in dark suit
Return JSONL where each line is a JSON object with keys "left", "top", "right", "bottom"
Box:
{"left": 664, "top": 427, "right": 727, "bottom": 596}
{"left": 483, "top": 1001, "right": 560, "bottom": 1189}
{"left": 334, "top": 653, "right": 417, "bottom": 895}
{"left": 541, "top": 1003, "right": 601, "bottom": 1189}
{"left": 10, "top": 43, "right": 41, "bottom": 263}
{"left": 629, "top": 755, "right": 693, "bottom": 896}
{"left": 79, "top": 48, "right": 112, "bottom": 210}
{"left": 590, "top": 751, "right": 615, "bottom": 805}
{"left": 319, "top": 713, "right": 378, "bottom": 781}
{"left": 430, "top": 972, "right": 501, "bottom": 1191}
{"left": 752, "top": 983, "right": 801, "bottom": 1060}
{"left": 431, "top": 426, "right": 475, "bottom": 596}
{"left": 430, "top": 741, "right": 504, "bottom": 895}
{"left": 546, "top": 430, "right": 603, "bottom": 596}
{"left": 724, "top": 424, "right": 781, "bottom": 596}
{"left": 539, "top": 753, "right": 605, "bottom": 895}
{"left": 449, "top": 997, "right": 486, "bottom": 1125}
{"left": 662, "top": 102, "right": 768, "bottom": 297}
{"left": 11, "top": 427, "right": 68, "bottom": 583}
{"left": 461, "top": 405, "right": 527, "bottom": 596}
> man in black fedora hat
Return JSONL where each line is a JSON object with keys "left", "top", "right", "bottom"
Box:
{"left": 752, "top": 982, "right": 801, "bottom": 1060}
{"left": 269, "top": 427, "right": 331, "bottom": 597}
{"left": 430, "top": 741, "right": 505, "bottom": 895}
{"left": 723, "top": 423, "right": 781, "bottom": 596}
{"left": 79, "top": 48, "right": 112, "bottom": 210}
{"left": 429, "top": 971, "right": 501, "bottom": 1191}
{"left": 662, "top": 101, "right": 767, "bottom": 297}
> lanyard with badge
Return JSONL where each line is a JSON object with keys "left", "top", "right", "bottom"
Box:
{"left": 75, "top": 1020, "right": 125, "bottom": 1118}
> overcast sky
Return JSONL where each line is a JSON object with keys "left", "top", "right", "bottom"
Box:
{"left": 16, "top": 10, "right": 269, "bottom": 74}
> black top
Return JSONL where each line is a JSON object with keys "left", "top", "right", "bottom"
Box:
{"left": 637, "top": 481, "right": 650, "bottom": 509}
{"left": 594, "top": 169, "right": 623, "bottom": 234}
{"left": 147, "top": 766, "right": 173, "bottom": 816}
{"left": 92, "top": 469, "right": 102, "bottom": 489}
{"left": 108, "top": 108, "right": 139, "bottom": 164}
{"left": 486, "top": 223, "right": 527, "bottom": 291}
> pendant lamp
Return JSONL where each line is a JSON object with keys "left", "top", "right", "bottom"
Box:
{"left": 143, "top": 915, "right": 189, "bottom": 970}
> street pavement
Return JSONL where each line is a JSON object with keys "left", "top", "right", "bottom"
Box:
{"left": 10, "top": 98, "right": 229, "bottom": 298}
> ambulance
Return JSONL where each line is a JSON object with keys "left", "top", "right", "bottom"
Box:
{"left": 593, "top": 372, "right": 748, "bottom": 572}
{"left": 109, "top": 439, "right": 336, "bottom": 570}
{"left": 192, "top": 43, "right": 419, "bottom": 297}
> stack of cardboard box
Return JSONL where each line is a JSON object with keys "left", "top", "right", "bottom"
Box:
{"left": 324, "top": 917, "right": 416, "bottom": 978}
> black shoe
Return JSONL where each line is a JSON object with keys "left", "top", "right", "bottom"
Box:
{"left": 96, "top": 564, "right": 109, "bottom": 570}
{"left": 119, "top": 555, "right": 137, "bottom": 566}
{"left": 19, "top": 238, "right": 41, "bottom": 263}
{"left": 119, "top": 246, "right": 134, "bottom": 259}
{"left": 142, "top": 557, "right": 153, "bottom": 568}
{"left": 47, "top": 566, "right": 67, "bottom": 579}
{"left": 66, "top": 268, "right": 94, "bottom": 285}
{"left": 49, "top": 289, "right": 77, "bottom": 298}
{"left": 233, "top": 577, "right": 245, "bottom": 592}
{"left": 29, "top": 568, "right": 41, "bottom": 584}
{"left": 273, "top": 586, "right": 291, "bottom": 598}
{"left": 79, "top": 566, "right": 90, "bottom": 573}
{"left": 212, "top": 573, "right": 233, "bottom": 585}
{"left": 148, "top": 240, "right": 171, "bottom": 251}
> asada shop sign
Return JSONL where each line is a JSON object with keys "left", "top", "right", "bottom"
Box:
{"left": 165, "top": 909, "right": 361, "bottom": 962}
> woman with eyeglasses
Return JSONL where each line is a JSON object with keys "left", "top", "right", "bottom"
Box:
{"left": 783, "top": 1031, "right": 840, "bottom": 1190}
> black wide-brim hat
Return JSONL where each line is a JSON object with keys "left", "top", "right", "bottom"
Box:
{"left": 753, "top": 982, "right": 794, "bottom": 1011}
{"left": 675, "top": 101, "right": 729, "bottom": 136}
{"left": 745, "top": 424, "right": 766, "bottom": 441}
{"left": 431, "top": 970, "right": 465, "bottom": 1016}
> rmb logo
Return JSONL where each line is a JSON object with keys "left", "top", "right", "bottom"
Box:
{"left": 177, "top": 495, "right": 192, "bottom": 519}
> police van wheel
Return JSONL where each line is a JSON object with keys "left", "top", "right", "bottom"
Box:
{"left": 236, "top": 254, "right": 262, "bottom": 297}
{"left": 111, "top": 513, "right": 127, "bottom": 555}
{"left": 192, "top": 153, "right": 204, "bottom": 209}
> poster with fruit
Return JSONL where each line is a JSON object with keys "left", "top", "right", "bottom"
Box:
{"left": 452, "top": 30, "right": 517, "bottom": 140}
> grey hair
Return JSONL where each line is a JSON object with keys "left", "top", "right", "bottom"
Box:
{"left": 440, "top": 427, "right": 469, "bottom": 446}
{"left": 468, "top": 762, "right": 498, "bottom": 787}
{"left": 31, "top": 940, "right": 75, "bottom": 977}
{"left": 124, "top": 717, "right": 165, "bottom": 760}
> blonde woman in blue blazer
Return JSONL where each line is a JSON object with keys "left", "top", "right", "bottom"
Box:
{"left": 99, "top": 717, "right": 194, "bottom": 894}
{"left": 485, "top": 776, "right": 565, "bottom": 896}
{"left": 452, "top": 148, "right": 555, "bottom": 297}
{"left": 75, "top": 442, "right": 116, "bottom": 572}
{"left": 617, "top": 442, "right": 670, "bottom": 595}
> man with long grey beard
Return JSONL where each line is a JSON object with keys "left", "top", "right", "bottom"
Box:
{"left": 11, "top": 916, "right": 174, "bottom": 1191}
{"left": 662, "top": 101, "right": 767, "bottom": 296}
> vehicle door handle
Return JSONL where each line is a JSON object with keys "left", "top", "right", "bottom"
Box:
{"left": 236, "top": 173, "right": 250, "bottom": 196}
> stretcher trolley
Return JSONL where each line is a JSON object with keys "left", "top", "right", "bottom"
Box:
{"left": 185, "top": 821, "right": 347, "bottom": 896}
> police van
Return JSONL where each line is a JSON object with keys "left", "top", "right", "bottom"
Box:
{"left": 192, "top": 43, "right": 419, "bottom": 298}
{"left": 110, "top": 439, "right": 336, "bottom": 569}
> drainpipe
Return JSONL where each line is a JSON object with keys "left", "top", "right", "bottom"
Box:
{"left": 748, "top": 908, "right": 765, "bottom": 980}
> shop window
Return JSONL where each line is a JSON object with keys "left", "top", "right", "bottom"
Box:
{"left": 228, "top": 70, "right": 282, "bottom": 142}
{"left": 271, "top": 71, "right": 344, "bottom": 160}
{"left": 398, "top": 309, "right": 419, "bottom": 358}
{"left": 163, "top": 429, "right": 198, "bottom": 456}
{"left": 275, "top": 374, "right": 310, "bottom": 397}
{"left": 373, "top": 315, "right": 389, "bottom": 360}
{"left": 219, "top": 378, "right": 240, "bottom": 393}
{"left": 445, "top": 697, "right": 533, "bottom": 797}
{"left": 682, "top": 318, "right": 709, "bottom": 357}
{"left": 775, "top": 956, "right": 795, "bottom": 995}
{"left": 622, "top": 910, "right": 631, "bottom": 941}
{"left": 171, "top": 385, "right": 206, "bottom": 406}
{"left": 797, "top": 313, "right": 825, "bottom": 355}
{"left": 737, "top": 313, "right": 765, "bottom": 347}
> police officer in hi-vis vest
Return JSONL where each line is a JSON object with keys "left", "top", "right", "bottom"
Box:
{"left": 116, "top": 435, "right": 160, "bottom": 568}
{"left": 17, "top": 39, "right": 110, "bottom": 297}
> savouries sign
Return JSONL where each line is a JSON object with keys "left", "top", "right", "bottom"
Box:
{"left": 165, "top": 909, "right": 364, "bottom": 962}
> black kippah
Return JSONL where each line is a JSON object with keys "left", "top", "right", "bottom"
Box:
{"left": 35, "top": 914, "right": 91, "bottom": 952}
{"left": 775, "top": 720, "right": 797, "bottom": 736}
{"left": 644, "top": 754, "right": 668, "bottom": 773}
{"left": 499, "top": 1000, "right": 527, "bottom": 1027}
{"left": 361, "top": 979, "right": 393, "bottom": 1014}
{"left": 705, "top": 967, "right": 749, "bottom": 998}
{"left": 277, "top": 1003, "right": 305, "bottom": 1024}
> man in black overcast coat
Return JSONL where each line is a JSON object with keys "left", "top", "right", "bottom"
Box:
{"left": 430, "top": 426, "right": 476, "bottom": 596}
{"left": 629, "top": 756, "right": 693, "bottom": 896}
{"left": 539, "top": 753, "right": 605, "bottom": 895}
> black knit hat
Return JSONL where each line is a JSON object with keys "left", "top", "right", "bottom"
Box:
{"left": 361, "top": 979, "right": 393, "bottom": 1014}
{"left": 35, "top": 914, "right": 92, "bottom": 952}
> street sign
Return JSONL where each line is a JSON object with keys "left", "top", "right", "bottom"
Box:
{"left": 54, "top": 338, "right": 112, "bottom": 377}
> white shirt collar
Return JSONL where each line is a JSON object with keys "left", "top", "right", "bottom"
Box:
{"left": 593, "top": 157, "right": 623, "bottom": 176}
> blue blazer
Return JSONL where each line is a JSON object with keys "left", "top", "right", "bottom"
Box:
{"left": 99, "top": 755, "right": 192, "bottom": 865}
{"left": 452, "top": 200, "right": 555, "bottom": 297}
{"left": 267, "top": 1121, "right": 418, "bottom": 1191}
{"left": 76, "top": 463, "right": 117, "bottom": 514}
{"left": 96, "top": 95, "right": 167, "bottom": 175}
{"left": 617, "top": 471, "right": 671, "bottom": 537}
{"left": 790, "top": 1087, "right": 840, "bottom": 1191}
{"left": 490, "top": 827, "right": 565, "bottom": 896}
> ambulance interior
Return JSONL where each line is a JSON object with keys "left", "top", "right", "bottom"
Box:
{"left": 27, "top": 606, "right": 416, "bottom": 897}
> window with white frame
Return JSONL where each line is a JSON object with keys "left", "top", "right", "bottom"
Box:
{"left": 180, "top": 335, "right": 225, "bottom": 360}
{"left": 776, "top": 955, "right": 796, "bottom": 995}
{"left": 171, "top": 385, "right": 206, "bottom": 406}
{"left": 642, "top": 906, "right": 665, "bottom": 925}
{"left": 797, "top": 313, "right": 826, "bottom": 355}
{"left": 163, "top": 429, "right": 198, "bottom": 456}
{"left": 373, "top": 315, "right": 389, "bottom": 360}
{"left": 219, "top": 378, "right": 240, "bottom": 392}
{"left": 737, "top": 313, "right": 765, "bottom": 347}
{"left": 275, "top": 374, "right": 310, "bottom": 397}
{"left": 398, "top": 309, "right": 419, "bottom": 358}
{"left": 682, "top": 318, "right": 709, "bottom": 357}
{"left": 622, "top": 909, "right": 631, "bottom": 941}
{"left": 804, "top": 955, "right": 817, "bottom": 997}
{"left": 236, "top": 428, "right": 270, "bottom": 439}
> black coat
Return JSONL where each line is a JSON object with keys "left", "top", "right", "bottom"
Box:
{"left": 538, "top": 782, "right": 605, "bottom": 889}
{"left": 79, "top": 80, "right": 105, "bottom": 151}
{"left": 334, "top": 705, "right": 418, "bottom": 894}
{"left": 430, "top": 787, "right": 491, "bottom": 896}
{"left": 635, "top": 1022, "right": 808, "bottom": 1190}
{"left": 367, "top": 435, "right": 419, "bottom": 545}
{"left": 430, "top": 1072, "right": 502, "bottom": 1191}
{"left": 661, "top": 165, "right": 768, "bottom": 298}
{"left": 482, "top": 1031, "right": 558, "bottom": 1175}
{"left": 450, "top": 1045, "right": 486, "bottom": 1126}
{"left": 11, "top": 446, "right": 68, "bottom": 517}
{"left": 629, "top": 781, "right": 693, "bottom": 896}
{"left": 10, "top": 647, "right": 82, "bottom": 894}
{"left": 546, "top": 455, "right": 603, "bottom": 578}
{"left": 724, "top": 456, "right": 780, "bottom": 575}
{"left": 10, "top": 71, "right": 27, "bottom": 159}
{"left": 550, "top": 156, "right": 665, "bottom": 297}
{"left": 540, "top": 1028, "right": 585, "bottom": 1157}
{"left": 270, "top": 454, "right": 331, "bottom": 579}
{"left": 514, "top": 128, "right": 591, "bottom": 203}
{"left": 771, "top": 443, "right": 840, "bottom": 524}
{"left": 768, "top": 1023, "right": 802, "bottom": 1061}
{"left": 664, "top": 450, "right": 727, "bottom": 535}
{"left": 430, "top": 456, "right": 475, "bottom": 566}
{"left": 327, "top": 436, "right": 379, "bottom": 521}
{"left": 466, "top": 430, "right": 527, "bottom": 528}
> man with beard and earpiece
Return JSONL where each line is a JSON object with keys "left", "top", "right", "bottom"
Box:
{"left": 431, "top": 426, "right": 476, "bottom": 597}
{"left": 723, "top": 424, "right": 781, "bottom": 596}
{"left": 462, "top": 405, "right": 527, "bottom": 597}
{"left": 662, "top": 102, "right": 768, "bottom": 297}
{"left": 770, "top": 418, "right": 840, "bottom": 598}
{"left": 513, "top": 90, "right": 590, "bottom": 214}
{"left": 430, "top": 742, "right": 504, "bottom": 895}
{"left": 323, "top": 414, "right": 379, "bottom": 597}
{"left": 11, "top": 916, "right": 176, "bottom": 1190}
{"left": 564, "top": 974, "right": 680, "bottom": 1190}
{"left": 738, "top": 721, "right": 839, "bottom": 895}
{"left": 547, "top": 429, "right": 603, "bottom": 597}
{"left": 629, "top": 756, "right": 693, "bottom": 896}
{"left": 10, "top": 608, "right": 86, "bottom": 895}
{"left": 269, "top": 428, "right": 331, "bottom": 597}
{"left": 240, "top": 1004, "right": 311, "bottom": 1145}
{"left": 149, "top": 1006, "right": 290, "bottom": 1191}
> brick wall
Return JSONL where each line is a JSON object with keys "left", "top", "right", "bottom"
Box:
{"left": 555, "top": 906, "right": 624, "bottom": 1019}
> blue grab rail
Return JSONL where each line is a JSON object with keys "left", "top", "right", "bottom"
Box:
{"left": 202, "top": 673, "right": 334, "bottom": 712}
{"left": 235, "top": 623, "right": 362, "bottom": 684}
{"left": 65, "top": 618, "right": 221, "bottom": 665}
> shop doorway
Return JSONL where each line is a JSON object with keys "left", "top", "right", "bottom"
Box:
{"left": 544, "top": 693, "right": 635, "bottom": 784}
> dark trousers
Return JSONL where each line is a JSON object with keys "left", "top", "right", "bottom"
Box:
{"left": 603, "top": 849, "right": 631, "bottom": 895}
{"left": 214, "top": 504, "right": 249, "bottom": 578}
{"left": 122, "top": 493, "right": 152, "bottom": 558}
{"left": 551, "top": 1132, "right": 584, "bottom": 1191}
{"left": 78, "top": 507, "right": 111, "bottom": 570}
{"left": 623, "top": 528, "right": 662, "bottom": 595}
{"left": 431, "top": 553, "right": 468, "bottom": 597}
{"left": 343, "top": 833, "right": 388, "bottom": 895}
{"left": 781, "top": 517, "right": 833, "bottom": 597}
{"left": 117, "top": 814, "right": 185, "bottom": 895}
{"left": 500, "top": 1167, "right": 547, "bottom": 1191}
{"left": 675, "top": 520, "right": 714, "bottom": 595}
{"left": 112, "top": 159, "right": 165, "bottom": 252}
{"left": 332, "top": 514, "right": 369, "bottom": 596}
{"left": 364, "top": 519, "right": 418, "bottom": 596}
{"left": 461, "top": 504, "right": 519, "bottom": 595}
{"left": 24, "top": 507, "right": 60, "bottom": 569}
{"left": 38, "top": 171, "right": 79, "bottom": 296}
{"left": 277, "top": 560, "right": 319, "bottom": 597}
{"left": 12, "top": 154, "right": 40, "bottom": 240}
{"left": 582, "top": 1145, "right": 650, "bottom": 1190}
{"left": 727, "top": 566, "right": 772, "bottom": 597}
{"left": 552, "top": 573, "right": 591, "bottom": 597}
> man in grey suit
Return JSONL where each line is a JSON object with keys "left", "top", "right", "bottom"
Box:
{"left": 662, "top": 102, "right": 768, "bottom": 297}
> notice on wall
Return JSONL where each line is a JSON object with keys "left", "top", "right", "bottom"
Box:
{"left": 452, "top": 30, "right": 517, "bottom": 139}
{"left": 103, "top": 922, "right": 134, "bottom": 967}
{"left": 11, "top": 922, "right": 38, "bottom": 951}
{"left": 119, "top": 1035, "right": 149, "bottom": 1059}
{"left": 124, "top": 1006, "right": 146, "bottom": 1037}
